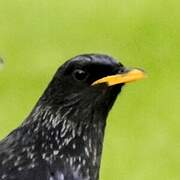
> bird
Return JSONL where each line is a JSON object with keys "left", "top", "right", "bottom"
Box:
{"left": 0, "top": 54, "right": 144, "bottom": 180}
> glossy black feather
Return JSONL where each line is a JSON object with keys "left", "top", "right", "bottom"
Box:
{"left": 0, "top": 54, "right": 125, "bottom": 180}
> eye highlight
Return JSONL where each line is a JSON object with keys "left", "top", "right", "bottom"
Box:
{"left": 72, "top": 69, "right": 89, "bottom": 82}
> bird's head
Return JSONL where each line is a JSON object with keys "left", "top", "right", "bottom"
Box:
{"left": 24, "top": 54, "right": 144, "bottom": 179}
{"left": 41, "top": 54, "right": 144, "bottom": 119}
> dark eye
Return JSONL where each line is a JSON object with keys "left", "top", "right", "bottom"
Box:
{"left": 72, "top": 69, "right": 88, "bottom": 82}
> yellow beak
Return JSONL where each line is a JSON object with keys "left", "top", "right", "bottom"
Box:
{"left": 92, "top": 68, "right": 145, "bottom": 86}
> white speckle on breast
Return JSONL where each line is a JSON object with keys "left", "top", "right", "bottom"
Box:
{"left": 72, "top": 143, "right": 76, "bottom": 149}
{"left": 1, "top": 174, "right": 7, "bottom": 179}
{"left": 85, "top": 147, "right": 89, "bottom": 157}
{"left": 53, "top": 150, "right": 59, "bottom": 155}
{"left": 18, "top": 167, "right": 23, "bottom": 171}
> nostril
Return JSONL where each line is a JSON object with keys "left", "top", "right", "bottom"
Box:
{"left": 118, "top": 67, "right": 130, "bottom": 74}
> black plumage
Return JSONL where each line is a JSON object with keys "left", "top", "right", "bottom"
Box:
{"left": 0, "top": 54, "right": 144, "bottom": 180}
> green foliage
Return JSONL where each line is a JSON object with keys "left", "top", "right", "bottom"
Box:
{"left": 0, "top": 0, "right": 180, "bottom": 179}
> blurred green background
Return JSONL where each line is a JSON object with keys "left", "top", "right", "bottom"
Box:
{"left": 0, "top": 0, "right": 180, "bottom": 179}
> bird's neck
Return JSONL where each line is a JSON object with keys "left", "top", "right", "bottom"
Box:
{"left": 24, "top": 102, "right": 108, "bottom": 180}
